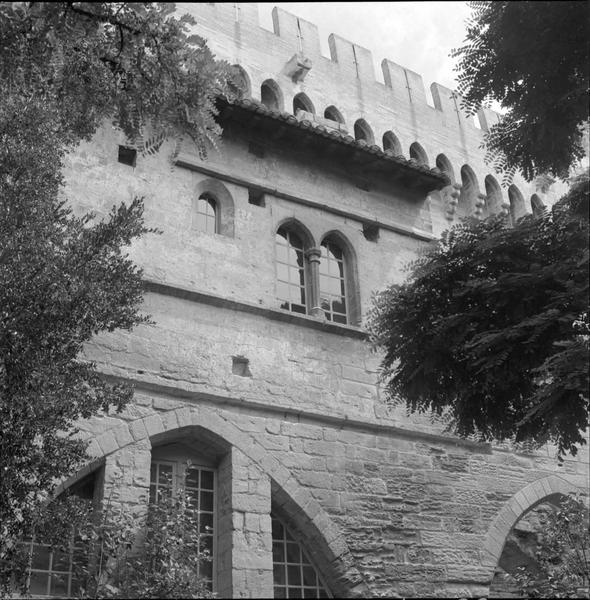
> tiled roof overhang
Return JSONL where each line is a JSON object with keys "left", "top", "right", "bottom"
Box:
{"left": 216, "top": 98, "right": 451, "bottom": 194}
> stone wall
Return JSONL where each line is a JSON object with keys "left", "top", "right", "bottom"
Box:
{"left": 55, "top": 4, "right": 589, "bottom": 598}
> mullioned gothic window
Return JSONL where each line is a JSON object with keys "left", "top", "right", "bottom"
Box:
{"left": 275, "top": 225, "right": 355, "bottom": 325}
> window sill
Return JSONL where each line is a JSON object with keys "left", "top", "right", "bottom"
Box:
{"left": 143, "top": 280, "right": 367, "bottom": 339}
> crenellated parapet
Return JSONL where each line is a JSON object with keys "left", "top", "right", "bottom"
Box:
{"left": 182, "top": 3, "right": 567, "bottom": 227}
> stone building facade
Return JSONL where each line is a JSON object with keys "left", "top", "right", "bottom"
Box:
{"left": 37, "top": 4, "right": 589, "bottom": 598}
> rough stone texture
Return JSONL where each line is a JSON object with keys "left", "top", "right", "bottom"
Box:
{"left": 56, "top": 4, "right": 588, "bottom": 598}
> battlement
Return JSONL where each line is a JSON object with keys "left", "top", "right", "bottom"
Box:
{"left": 181, "top": 3, "right": 565, "bottom": 215}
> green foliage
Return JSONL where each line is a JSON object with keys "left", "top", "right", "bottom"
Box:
{"left": 0, "top": 2, "right": 234, "bottom": 156}
{"left": 514, "top": 495, "right": 590, "bottom": 598}
{"left": 453, "top": 1, "right": 589, "bottom": 182}
{"left": 6, "top": 473, "right": 213, "bottom": 599}
{"left": 367, "top": 171, "right": 589, "bottom": 458}
{"left": 0, "top": 0, "right": 234, "bottom": 585}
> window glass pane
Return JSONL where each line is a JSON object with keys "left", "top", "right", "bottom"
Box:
{"left": 276, "top": 263, "right": 289, "bottom": 282}
{"left": 273, "top": 563, "right": 286, "bottom": 585}
{"left": 276, "top": 228, "right": 307, "bottom": 314}
{"left": 292, "top": 303, "right": 306, "bottom": 315}
{"left": 271, "top": 515, "right": 329, "bottom": 598}
{"left": 320, "top": 240, "right": 347, "bottom": 324}
{"left": 275, "top": 586, "right": 287, "bottom": 598}
{"left": 200, "top": 513, "right": 214, "bottom": 533}
{"left": 200, "top": 490, "right": 214, "bottom": 512}
{"left": 29, "top": 572, "right": 49, "bottom": 596}
{"left": 302, "top": 566, "right": 317, "bottom": 586}
{"left": 287, "top": 565, "right": 302, "bottom": 586}
{"left": 185, "top": 467, "right": 199, "bottom": 489}
{"left": 201, "top": 470, "right": 214, "bottom": 490}
{"left": 286, "top": 542, "right": 300, "bottom": 564}
{"left": 31, "top": 544, "right": 51, "bottom": 570}
{"left": 50, "top": 573, "right": 69, "bottom": 596}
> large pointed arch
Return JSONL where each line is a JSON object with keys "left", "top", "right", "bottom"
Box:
{"left": 481, "top": 475, "right": 582, "bottom": 576}
{"left": 71, "top": 403, "right": 368, "bottom": 597}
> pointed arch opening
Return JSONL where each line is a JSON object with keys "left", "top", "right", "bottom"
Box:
{"left": 485, "top": 174, "right": 504, "bottom": 215}
{"left": 228, "top": 64, "right": 251, "bottom": 99}
{"left": 530, "top": 193, "right": 546, "bottom": 218}
{"left": 409, "top": 142, "right": 429, "bottom": 167}
{"left": 508, "top": 184, "right": 526, "bottom": 225}
{"left": 293, "top": 92, "right": 315, "bottom": 116}
{"left": 383, "top": 131, "right": 403, "bottom": 156}
{"left": 458, "top": 165, "right": 480, "bottom": 218}
{"left": 323, "top": 105, "right": 344, "bottom": 125}
{"left": 435, "top": 154, "right": 455, "bottom": 184}
{"left": 261, "top": 79, "right": 283, "bottom": 112}
{"left": 353, "top": 119, "right": 374, "bottom": 145}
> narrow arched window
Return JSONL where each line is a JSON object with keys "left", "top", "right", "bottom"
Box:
{"left": 383, "top": 131, "right": 403, "bottom": 155}
{"left": 531, "top": 194, "right": 546, "bottom": 218}
{"left": 436, "top": 154, "right": 455, "bottom": 184}
{"left": 271, "top": 515, "right": 330, "bottom": 598}
{"left": 276, "top": 227, "right": 307, "bottom": 315}
{"left": 196, "top": 193, "right": 218, "bottom": 234}
{"left": 353, "top": 119, "right": 374, "bottom": 144}
{"left": 293, "top": 93, "right": 314, "bottom": 116}
{"left": 261, "top": 79, "right": 282, "bottom": 111}
{"left": 508, "top": 184, "right": 526, "bottom": 225}
{"left": 409, "top": 142, "right": 429, "bottom": 166}
{"left": 483, "top": 174, "right": 503, "bottom": 217}
{"left": 319, "top": 239, "right": 347, "bottom": 324}
{"left": 229, "top": 64, "right": 251, "bottom": 99}
{"left": 323, "top": 106, "right": 344, "bottom": 124}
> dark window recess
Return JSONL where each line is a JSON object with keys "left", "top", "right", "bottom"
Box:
{"left": 232, "top": 356, "right": 252, "bottom": 377}
{"left": 248, "top": 141, "right": 265, "bottom": 158}
{"left": 363, "top": 223, "right": 380, "bottom": 242}
{"left": 356, "top": 179, "right": 370, "bottom": 191}
{"left": 248, "top": 188, "right": 265, "bottom": 207}
{"left": 118, "top": 145, "right": 137, "bottom": 167}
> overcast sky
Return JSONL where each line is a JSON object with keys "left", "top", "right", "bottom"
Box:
{"left": 257, "top": 2, "right": 473, "bottom": 96}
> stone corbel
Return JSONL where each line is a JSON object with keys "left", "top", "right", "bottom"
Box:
{"left": 285, "top": 53, "right": 312, "bottom": 83}
{"left": 445, "top": 182, "right": 462, "bottom": 221}
{"left": 474, "top": 193, "right": 487, "bottom": 219}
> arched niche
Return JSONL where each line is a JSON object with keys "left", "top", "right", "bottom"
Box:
{"left": 293, "top": 92, "right": 315, "bottom": 116}
{"left": 353, "top": 118, "right": 374, "bottom": 145}
{"left": 409, "top": 142, "right": 429, "bottom": 167}
{"left": 458, "top": 164, "right": 480, "bottom": 218}
{"left": 485, "top": 174, "right": 504, "bottom": 215}
{"left": 508, "top": 184, "right": 526, "bottom": 225}
{"left": 383, "top": 131, "right": 403, "bottom": 156}
{"left": 229, "top": 64, "right": 251, "bottom": 99}
{"left": 324, "top": 105, "right": 345, "bottom": 124}
{"left": 436, "top": 153, "right": 455, "bottom": 184}
{"left": 260, "top": 79, "right": 283, "bottom": 112}
{"left": 530, "top": 193, "right": 546, "bottom": 218}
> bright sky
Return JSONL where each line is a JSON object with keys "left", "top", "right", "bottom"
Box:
{"left": 258, "top": 2, "right": 473, "bottom": 94}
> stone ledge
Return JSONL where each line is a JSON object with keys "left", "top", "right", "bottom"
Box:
{"left": 143, "top": 279, "right": 368, "bottom": 339}
{"left": 102, "top": 372, "right": 494, "bottom": 455}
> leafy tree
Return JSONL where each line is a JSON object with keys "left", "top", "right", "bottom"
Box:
{"left": 514, "top": 495, "right": 590, "bottom": 598}
{"left": 453, "top": 1, "right": 589, "bottom": 183}
{"left": 367, "top": 171, "right": 589, "bottom": 458}
{"left": 0, "top": 1, "right": 234, "bottom": 583}
{"left": 7, "top": 471, "right": 213, "bottom": 598}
